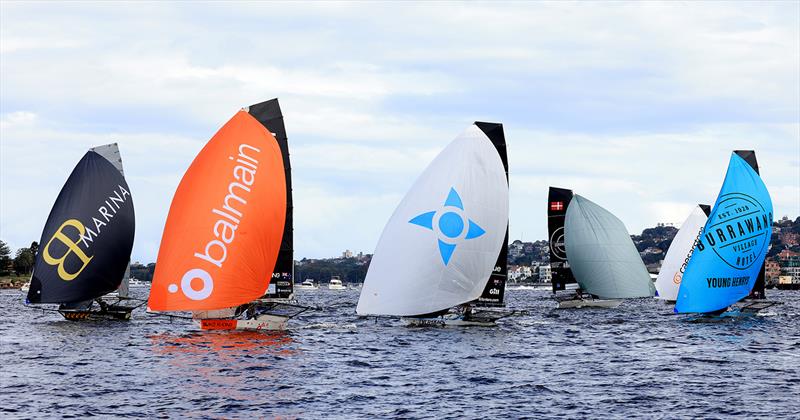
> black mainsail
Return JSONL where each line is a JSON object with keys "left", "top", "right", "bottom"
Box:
{"left": 473, "top": 122, "right": 509, "bottom": 307}
{"left": 735, "top": 150, "right": 767, "bottom": 300}
{"left": 547, "top": 187, "right": 576, "bottom": 292}
{"left": 248, "top": 99, "right": 294, "bottom": 299}
{"left": 27, "top": 145, "right": 135, "bottom": 305}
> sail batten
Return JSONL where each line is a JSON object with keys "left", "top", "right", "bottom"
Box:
{"left": 564, "top": 195, "right": 654, "bottom": 299}
{"left": 357, "top": 123, "right": 509, "bottom": 316}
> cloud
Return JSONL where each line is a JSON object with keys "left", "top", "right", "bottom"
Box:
{"left": 1, "top": 2, "right": 798, "bottom": 261}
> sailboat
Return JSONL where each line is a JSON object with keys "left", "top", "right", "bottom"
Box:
{"left": 356, "top": 122, "right": 510, "bottom": 326}
{"left": 25, "top": 143, "right": 138, "bottom": 320}
{"left": 148, "top": 98, "right": 308, "bottom": 331}
{"left": 556, "top": 193, "right": 655, "bottom": 308}
{"left": 654, "top": 204, "right": 710, "bottom": 302}
{"left": 547, "top": 187, "right": 578, "bottom": 294}
{"left": 675, "top": 151, "right": 773, "bottom": 315}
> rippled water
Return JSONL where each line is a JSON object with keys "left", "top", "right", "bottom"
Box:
{"left": 1, "top": 288, "right": 799, "bottom": 419}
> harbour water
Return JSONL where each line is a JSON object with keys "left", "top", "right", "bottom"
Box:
{"left": 1, "top": 288, "right": 798, "bottom": 419}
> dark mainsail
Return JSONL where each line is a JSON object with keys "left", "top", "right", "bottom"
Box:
{"left": 735, "top": 150, "right": 766, "bottom": 300}
{"left": 473, "top": 121, "right": 508, "bottom": 307}
{"left": 27, "top": 149, "right": 135, "bottom": 304}
{"left": 548, "top": 187, "right": 576, "bottom": 292}
{"left": 248, "top": 99, "right": 294, "bottom": 299}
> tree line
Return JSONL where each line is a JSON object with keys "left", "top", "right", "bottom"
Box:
{"left": 0, "top": 240, "right": 38, "bottom": 277}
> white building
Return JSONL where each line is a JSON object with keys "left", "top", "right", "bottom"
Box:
{"left": 538, "top": 265, "right": 551, "bottom": 283}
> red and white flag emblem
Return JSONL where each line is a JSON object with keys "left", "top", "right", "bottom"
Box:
{"left": 550, "top": 201, "right": 564, "bottom": 211}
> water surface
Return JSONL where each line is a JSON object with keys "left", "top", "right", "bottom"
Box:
{"left": 1, "top": 288, "right": 798, "bottom": 419}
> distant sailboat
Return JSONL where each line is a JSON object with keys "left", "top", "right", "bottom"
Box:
{"left": 148, "top": 98, "right": 308, "bottom": 331}
{"left": 25, "top": 143, "right": 138, "bottom": 320}
{"left": 547, "top": 187, "right": 578, "bottom": 293}
{"left": 357, "top": 122, "right": 510, "bottom": 326}
{"left": 675, "top": 152, "right": 773, "bottom": 314}
{"left": 558, "top": 194, "right": 655, "bottom": 308}
{"left": 654, "top": 204, "right": 710, "bottom": 302}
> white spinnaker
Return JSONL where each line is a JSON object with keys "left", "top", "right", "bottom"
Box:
{"left": 564, "top": 195, "right": 654, "bottom": 299}
{"left": 356, "top": 125, "right": 509, "bottom": 316}
{"left": 654, "top": 206, "right": 708, "bottom": 301}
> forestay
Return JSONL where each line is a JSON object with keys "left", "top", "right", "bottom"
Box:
{"left": 357, "top": 123, "right": 509, "bottom": 316}
{"left": 655, "top": 205, "right": 709, "bottom": 301}
{"left": 564, "top": 195, "right": 654, "bottom": 299}
{"left": 675, "top": 153, "right": 773, "bottom": 313}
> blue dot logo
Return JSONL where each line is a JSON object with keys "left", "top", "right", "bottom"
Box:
{"left": 408, "top": 187, "right": 486, "bottom": 265}
{"left": 438, "top": 212, "right": 464, "bottom": 238}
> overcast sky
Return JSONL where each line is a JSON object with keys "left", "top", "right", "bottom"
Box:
{"left": 1, "top": 2, "right": 798, "bottom": 263}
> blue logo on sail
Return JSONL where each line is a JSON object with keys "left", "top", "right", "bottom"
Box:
{"left": 695, "top": 192, "right": 771, "bottom": 270}
{"left": 409, "top": 187, "right": 485, "bottom": 265}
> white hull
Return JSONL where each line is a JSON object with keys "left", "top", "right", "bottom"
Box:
{"left": 297, "top": 285, "right": 318, "bottom": 290}
{"left": 328, "top": 285, "right": 346, "bottom": 290}
{"left": 197, "top": 313, "right": 289, "bottom": 331}
{"left": 557, "top": 298, "right": 621, "bottom": 309}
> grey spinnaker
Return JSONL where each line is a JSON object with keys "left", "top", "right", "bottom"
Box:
{"left": 564, "top": 195, "right": 654, "bottom": 299}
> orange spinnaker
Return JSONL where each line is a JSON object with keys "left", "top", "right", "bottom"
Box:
{"left": 149, "top": 111, "right": 286, "bottom": 311}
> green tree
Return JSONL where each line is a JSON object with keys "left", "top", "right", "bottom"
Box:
{"left": 0, "top": 240, "right": 12, "bottom": 275}
{"left": 13, "top": 247, "right": 35, "bottom": 275}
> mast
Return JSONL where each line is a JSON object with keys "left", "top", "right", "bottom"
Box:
{"left": 247, "top": 99, "right": 294, "bottom": 300}
{"left": 473, "top": 122, "right": 508, "bottom": 308}
{"left": 547, "top": 187, "right": 576, "bottom": 292}
{"left": 734, "top": 150, "right": 767, "bottom": 300}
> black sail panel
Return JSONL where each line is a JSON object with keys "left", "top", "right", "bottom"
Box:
{"left": 735, "top": 150, "right": 766, "bottom": 300}
{"left": 27, "top": 151, "right": 135, "bottom": 304}
{"left": 548, "top": 186, "right": 576, "bottom": 292}
{"left": 248, "top": 99, "right": 294, "bottom": 299}
{"left": 473, "top": 121, "right": 508, "bottom": 307}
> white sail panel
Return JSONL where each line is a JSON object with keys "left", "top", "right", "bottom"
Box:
{"left": 357, "top": 124, "right": 509, "bottom": 316}
{"left": 654, "top": 206, "right": 708, "bottom": 301}
{"left": 564, "top": 195, "right": 654, "bottom": 299}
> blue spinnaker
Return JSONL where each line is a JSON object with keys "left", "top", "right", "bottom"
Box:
{"left": 675, "top": 153, "right": 772, "bottom": 313}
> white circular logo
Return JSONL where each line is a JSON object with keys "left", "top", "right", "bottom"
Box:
{"left": 174, "top": 268, "right": 214, "bottom": 300}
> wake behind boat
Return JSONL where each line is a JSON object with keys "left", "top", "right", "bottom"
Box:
{"left": 357, "top": 121, "right": 510, "bottom": 327}
{"left": 25, "top": 143, "right": 141, "bottom": 320}
{"left": 147, "top": 98, "right": 309, "bottom": 331}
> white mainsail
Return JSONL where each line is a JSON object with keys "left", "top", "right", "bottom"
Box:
{"left": 356, "top": 124, "right": 509, "bottom": 316}
{"left": 654, "top": 205, "right": 708, "bottom": 301}
{"left": 564, "top": 195, "right": 654, "bottom": 299}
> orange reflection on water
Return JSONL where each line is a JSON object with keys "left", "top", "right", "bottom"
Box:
{"left": 149, "top": 330, "right": 301, "bottom": 400}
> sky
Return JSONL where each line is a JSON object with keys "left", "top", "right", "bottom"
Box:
{"left": 1, "top": 1, "right": 798, "bottom": 263}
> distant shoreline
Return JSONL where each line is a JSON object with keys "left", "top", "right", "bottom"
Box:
{"left": 0, "top": 276, "right": 28, "bottom": 289}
